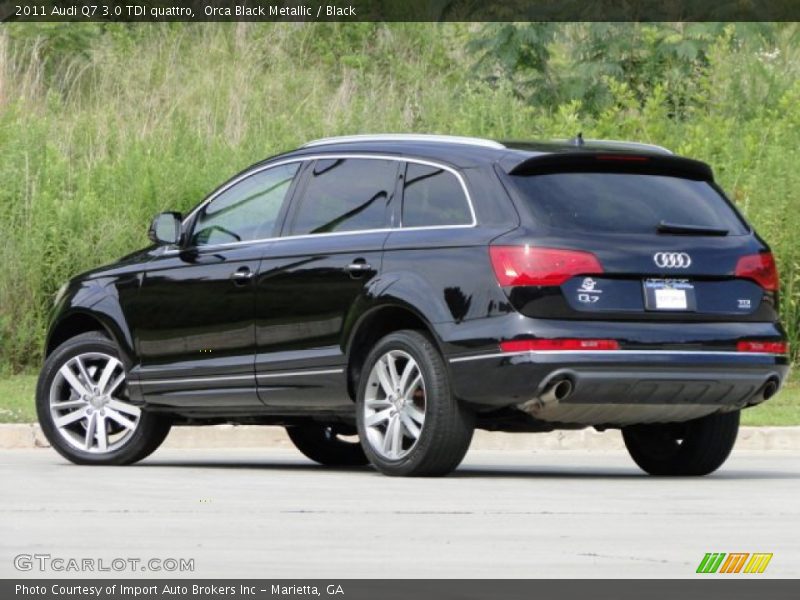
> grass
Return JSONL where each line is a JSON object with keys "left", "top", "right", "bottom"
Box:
{"left": 740, "top": 377, "right": 800, "bottom": 426}
{"left": 0, "top": 24, "right": 797, "bottom": 428}
{"left": 0, "top": 23, "right": 799, "bottom": 372}
{"left": 1, "top": 372, "right": 796, "bottom": 426}
{"left": 0, "top": 374, "right": 37, "bottom": 423}
{"left": 0, "top": 25, "right": 797, "bottom": 431}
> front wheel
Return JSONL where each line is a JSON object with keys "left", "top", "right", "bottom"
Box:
{"left": 36, "top": 332, "right": 171, "bottom": 465}
{"left": 356, "top": 330, "right": 474, "bottom": 477}
{"left": 622, "top": 411, "right": 740, "bottom": 476}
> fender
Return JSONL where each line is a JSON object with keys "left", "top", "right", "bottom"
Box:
{"left": 47, "top": 276, "right": 138, "bottom": 367}
{"left": 341, "top": 272, "right": 453, "bottom": 360}
{"left": 368, "top": 271, "right": 457, "bottom": 323}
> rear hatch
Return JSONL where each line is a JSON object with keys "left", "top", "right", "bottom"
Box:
{"left": 492, "top": 152, "right": 780, "bottom": 324}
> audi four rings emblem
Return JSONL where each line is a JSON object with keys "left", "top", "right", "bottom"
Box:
{"left": 653, "top": 252, "right": 692, "bottom": 268}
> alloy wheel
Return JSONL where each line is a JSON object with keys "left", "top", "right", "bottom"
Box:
{"left": 49, "top": 352, "right": 141, "bottom": 453}
{"left": 362, "top": 350, "right": 426, "bottom": 460}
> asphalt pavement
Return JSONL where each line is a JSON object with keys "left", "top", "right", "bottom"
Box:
{"left": 1, "top": 447, "right": 798, "bottom": 578}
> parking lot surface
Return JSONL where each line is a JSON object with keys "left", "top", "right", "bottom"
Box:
{"left": 1, "top": 447, "right": 798, "bottom": 578}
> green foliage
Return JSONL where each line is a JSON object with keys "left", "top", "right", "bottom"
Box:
{"left": 0, "top": 23, "right": 798, "bottom": 371}
{"left": 0, "top": 374, "right": 38, "bottom": 423}
{"left": 468, "top": 23, "right": 557, "bottom": 98}
{"left": 469, "top": 22, "right": 785, "bottom": 115}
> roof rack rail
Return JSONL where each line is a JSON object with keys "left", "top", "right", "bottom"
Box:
{"left": 303, "top": 134, "right": 506, "bottom": 150}
{"left": 583, "top": 138, "right": 673, "bottom": 155}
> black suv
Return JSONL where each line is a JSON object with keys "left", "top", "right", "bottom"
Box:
{"left": 37, "top": 134, "right": 789, "bottom": 477}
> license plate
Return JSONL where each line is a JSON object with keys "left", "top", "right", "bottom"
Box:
{"left": 643, "top": 279, "right": 696, "bottom": 311}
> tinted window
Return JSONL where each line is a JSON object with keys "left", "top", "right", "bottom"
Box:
{"left": 191, "top": 163, "right": 299, "bottom": 246}
{"left": 402, "top": 163, "right": 472, "bottom": 227}
{"left": 511, "top": 172, "right": 748, "bottom": 235}
{"left": 289, "top": 159, "right": 396, "bottom": 235}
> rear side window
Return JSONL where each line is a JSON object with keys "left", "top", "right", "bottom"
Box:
{"left": 402, "top": 163, "right": 472, "bottom": 227}
{"left": 510, "top": 172, "right": 748, "bottom": 235}
{"left": 288, "top": 158, "right": 397, "bottom": 235}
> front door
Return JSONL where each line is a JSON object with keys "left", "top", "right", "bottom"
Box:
{"left": 128, "top": 162, "right": 301, "bottom": 408}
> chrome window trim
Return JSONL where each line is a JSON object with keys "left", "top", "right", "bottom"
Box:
{"left": 448, "top": 350, "right": 784, "bottom": 363}
{"left": 163, "top": 154, "right": 477, "bottom": 255}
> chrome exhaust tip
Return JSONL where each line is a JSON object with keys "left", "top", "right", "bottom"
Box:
{"left": 517, "top": 375, "right": 575, "bottom": 416}
{"left": 540, "top": 378, "right": 574, "bottom": 404}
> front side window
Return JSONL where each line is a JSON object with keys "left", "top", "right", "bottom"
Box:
{"left": 191, "top": 163, "right": 299, "bottom": 246}
{"left": 288, "top": 158, "right": 397, "bottom": 235}
{"left": 401, "top": 163, "right": 472, "bottom": 227}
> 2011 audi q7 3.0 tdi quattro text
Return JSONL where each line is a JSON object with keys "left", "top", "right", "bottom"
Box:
{"left": 37, "top": 134, "right": 789, "bottom": 477}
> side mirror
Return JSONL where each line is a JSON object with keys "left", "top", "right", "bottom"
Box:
{"left": 148, "top": 212, "right": 182, "bottom": 246}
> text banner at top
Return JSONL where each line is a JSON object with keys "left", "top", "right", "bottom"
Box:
{"left": 4, "top": 0, "right": 800, "bottom": 22}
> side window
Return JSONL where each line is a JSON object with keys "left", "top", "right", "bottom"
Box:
{"left": 288, "top": 158, "right": 397, "bottom": 235}
{"left": 191, "top": 163, "right": 299, "bottom": 246}
{"left": 402, "top": 163, "right": 472, "bottom": 227}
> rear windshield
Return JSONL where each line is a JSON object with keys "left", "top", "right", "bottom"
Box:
{"left": 510, "top": 172, "right": 748, "bottom": 235}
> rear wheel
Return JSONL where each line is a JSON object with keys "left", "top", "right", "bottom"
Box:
{"left": 285, "top": 424, "right": 368, "bottom": 466}
{"left": 622, "top": 411, "right": 740, "bottom": 476}
{"left": 36, "top": 332, "right": 171, "bottom": 465}
{"left": 356, "top": 330, "right": 474, "bottom": 477}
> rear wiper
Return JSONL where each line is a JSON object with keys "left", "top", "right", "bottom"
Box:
{"left": 656, "top": 221, "right": 729, "bottom": 236}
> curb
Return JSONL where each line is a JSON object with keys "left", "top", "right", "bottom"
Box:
{"left": 2, "top": 423, "right": 799, "bottom": 451}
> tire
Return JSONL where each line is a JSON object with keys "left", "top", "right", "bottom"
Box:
{"left": 36, "top": 331, "right": 171, "bottom": 465}
{"left": 622, "top": 411, "right": 740, "bottom": 476}
{"left": 356, "top": 330, "right": 474, "bottom": 477}
{"left": 286, "top": 424, "right": 369, "bottom": 466}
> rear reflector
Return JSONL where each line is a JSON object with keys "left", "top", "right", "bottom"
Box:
{"left": 737, "top": 340, "right": 788, "bottom": 354}
{"left": 735, "top": 252, "right": 779, "bottom": 291}
{"left": 500, "top": 339, "right": 620, "bottom": 352}
{"left": 489, "top": 246, "right": 603, "bottom": 287}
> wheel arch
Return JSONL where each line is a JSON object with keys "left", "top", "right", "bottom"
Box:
{"left": 344, "top": 302, "right": 444, "bottom": 402}
{"left": 46, "top": 309, "right": 135, "bottom": 365}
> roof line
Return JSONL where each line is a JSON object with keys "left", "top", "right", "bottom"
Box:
{"left": 553, "top": 138, "right": 673, "bottom": 155}
{"left": 303, "top": 134, "right": 506, "bottom": 150}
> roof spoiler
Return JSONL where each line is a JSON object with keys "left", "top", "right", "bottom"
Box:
{"left": 507, "top": 152, "right": 714, "bottom": 181}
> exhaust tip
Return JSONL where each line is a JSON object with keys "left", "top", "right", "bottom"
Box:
{"left": 551, "top": 378, "right": 574, "bottom": 402}
{"left": 525, "top": 376, "right": 576, "bottom": 413}
{"left": 762, "top": 378, "right": 779, "bottom": 401}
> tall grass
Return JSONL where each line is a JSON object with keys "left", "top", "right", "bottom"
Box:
{"left": 0, "top": 23, "right": 798, "bottom": 371}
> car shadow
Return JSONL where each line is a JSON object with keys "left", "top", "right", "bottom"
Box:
{"left": 134, "top": 459, "right": 369, "bottom": 474}
{"left": 451, "top": 467, "right": 800, "bottom": 480}
{"left": 125, "top": 457, "right": 800, "bottom": 480}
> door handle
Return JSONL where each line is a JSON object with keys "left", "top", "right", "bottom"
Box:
{"left": 345, "top": 259, "right": 372, "bottom": 278}
{"left": 230, "top": 266, "right": 254, "bottom": 285}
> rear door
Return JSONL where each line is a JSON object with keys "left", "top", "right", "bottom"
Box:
{"left": 254, "top": 156, "right": 398, "bottom": 408}
{"left": 495, "top": 154, "right": 778, "bottom": 324}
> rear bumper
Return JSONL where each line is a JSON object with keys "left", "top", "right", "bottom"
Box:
{"left": 448, "top": 349, "right": 790, "bottom": 426}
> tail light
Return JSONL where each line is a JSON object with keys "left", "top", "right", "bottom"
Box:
{"left": 489, "top": 246, "right": 603, "bottom": 287}
{"left": 500, "top": 339, "right": 620, "bottom": 352}
{"left": 737, "top": 340, "right": 788, "bottom": 354}
{"left": 735, "top": 252, "right": 779, "bottom": 291}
